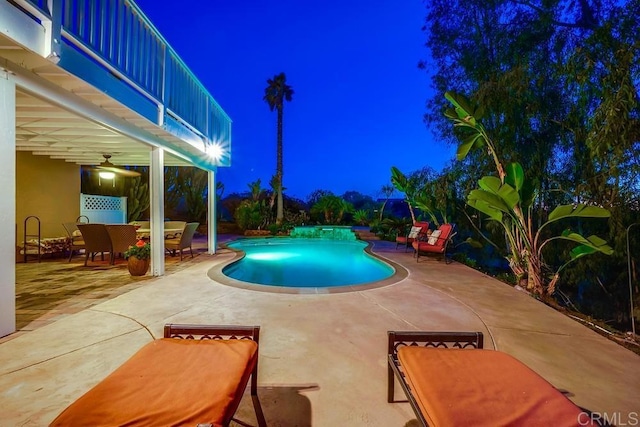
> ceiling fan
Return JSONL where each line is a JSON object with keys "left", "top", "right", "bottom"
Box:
{"left": 93, "top": 154, "right": 141, "bottom": 178}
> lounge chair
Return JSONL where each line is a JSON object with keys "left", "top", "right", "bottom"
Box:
{"left": 396, "top": 221, "right": 429, "bottom": 252}
{"left": 105, "top": 224, "right": 138, "bottom": 265}
{"left": 51, "top": 324, "right": 266, "bottom": 427}
{"left": 387, "top": 331, "right": 590, "bottom": 427}
{"left": 62, "top": 222, "right": 85, "bottom": 262}
{"left": 165, "top": 222, "right": 199, "bottom": 260}
{"left": 411, "top": 223, "right": 456, "bottom": 263}
{"left": 76, "top": 223, "right": 112, "bottom": 266}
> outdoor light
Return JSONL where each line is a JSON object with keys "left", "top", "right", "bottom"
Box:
{"left": 206, "top": 143, "right": 224, "bottom": 162}
{"left": 98, "top": 171, "right": 115, "bottom": 180}
{"left": 98, "top": 171, "right": 116, "bottom": 187}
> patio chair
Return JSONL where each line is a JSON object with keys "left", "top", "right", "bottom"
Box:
{"left": 75, "top": 215, "right": 90, "bottom": 223}
{"left": 163, "top": 220, "right": 187, "bottom": 238}
{"left": 62, "top": 222, "right": 85, "bottom": 262}
{"left": 105, "top": 224, "right": 138, "bottom": 265}
{"left": 396, "top": 221, "right": 429, "bottom": 252}
{"left": 76, "top": 224, "right": 112, "bottom": 266}
{"left": 411, "top": 223, "right": 456, "bottom": 263}
{"left": 165, "top": 222, "right": 199, "bottom": 260}
{"left": 51, "top": 324, "right": 266, "bottom": 427}
{"left": 387, "top": 331, "right": 590, "bottom": 427}
{"left": 129, "top": 220, "right": 150, "bottom": 230}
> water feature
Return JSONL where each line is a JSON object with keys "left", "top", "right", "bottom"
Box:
{"left": 289, "top": 225, "right": 356, "bottom": 240}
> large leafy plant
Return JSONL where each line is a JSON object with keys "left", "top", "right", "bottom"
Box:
{"left": 391, "top": 166, "right": 446, "bottom": 226}
{"left": 445, "top": 92, "right": 613, "bottom": 298}
{"left": 390, "top": 166, "right": 419, "bottom": 223}
{"left": 310, "top": 195, "right": 354, "bottom": 224}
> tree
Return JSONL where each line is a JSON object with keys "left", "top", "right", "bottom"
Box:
{"left": 310, "top": 195, "right": 354, "bottom": 224}
{"left": 422, "top": 0, "right": 639, "bottom": 322}
{"left": 307, "top": 189, "right": 334, "bottom": 207}
{"left": 165, "top": 167, "right": 208, "bottom": 223}
{"left": 234, "top": 179, "right": 271, "bottom": 230}
{"left": 264, "top": 72, "right": 294, "bottom": 224}
{"left": 341, "top": 191, "right": 376, "bottom": 211}
{"left": 378, "top": 184, "right": 396, "bottom": 220}
{"left": 445, "top": 92, "right": 613, "bottom": 298}
{"left": 390, "top": 167, "right": 420, "bottom": 223}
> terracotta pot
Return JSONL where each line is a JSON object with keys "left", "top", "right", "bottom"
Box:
{"left": 127, "top": 256, "right": 150, "bottom": 276}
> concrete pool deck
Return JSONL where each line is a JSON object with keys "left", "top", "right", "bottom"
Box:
{"left": 1, "top": 238, "right": 639, "bottom": 426}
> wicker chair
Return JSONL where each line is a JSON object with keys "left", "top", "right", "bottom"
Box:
{"left": 165, "top": 222, "right": 199, "bottom": 260}
{"left": 62, "top": 222, "right": 86, "bottom": 262}
{"left": 76, "top": 224, "right": 112, "bottom": 266}
{"left": 105, "top": 224, "right": 138, "bottom": 265}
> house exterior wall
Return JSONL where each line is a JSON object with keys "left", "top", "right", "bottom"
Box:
{"left": 16, "top": 152, "right": 81, "bottom": 244}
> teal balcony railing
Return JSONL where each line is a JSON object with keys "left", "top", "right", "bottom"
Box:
{"left": 17, "top": 0, "right": 230, "bottom": 165}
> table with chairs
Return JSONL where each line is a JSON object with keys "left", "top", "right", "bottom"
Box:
{"left": 71, "top": 221, "right": 199, "bottom": 266}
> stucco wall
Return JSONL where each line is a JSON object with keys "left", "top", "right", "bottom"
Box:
{"left": 16, "top": 152, "right": 81, "bottom": 243}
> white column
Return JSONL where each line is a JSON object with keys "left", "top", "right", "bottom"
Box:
{"left": 0, "top": 73, "right": 16, "bottom": 337}
{"left": 150, "top": 148, "right": 165, "bottom": 275}
{"left": 207, "top": 169, "right": 217, "bottom": 255}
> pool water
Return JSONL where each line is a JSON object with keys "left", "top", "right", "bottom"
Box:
{"left": 223, "top": 238, "right": 394, "bottom": 287}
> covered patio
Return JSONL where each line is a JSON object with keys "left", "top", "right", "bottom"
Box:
{"left": 1, "top": 0, "right": 230, "bottom": 337}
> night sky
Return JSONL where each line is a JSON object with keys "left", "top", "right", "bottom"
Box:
{"left": 134, "top": 0, "right": 455, "bottom": 200}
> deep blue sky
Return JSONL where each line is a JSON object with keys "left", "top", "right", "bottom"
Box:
{"left": 134, "top": 0, "right": 455, "bottom": 201}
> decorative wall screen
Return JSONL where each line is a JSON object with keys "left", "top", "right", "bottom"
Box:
{"left": 80, "top": 194, "right": 127, "bottom": 224}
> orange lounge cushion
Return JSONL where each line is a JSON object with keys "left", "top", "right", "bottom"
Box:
{"left": 397, "top": 347, "right": 587, "bottom": 427}
{"left": 51, "top": 338, "right": 258, "bottom": 427}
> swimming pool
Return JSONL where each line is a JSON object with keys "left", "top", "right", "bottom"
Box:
{"left": 222, "top": 238, "right": 395, "bottom": 288}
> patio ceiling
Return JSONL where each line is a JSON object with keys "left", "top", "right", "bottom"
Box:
{"left": 2, "top": 33, "right": 202, "bottom": 168}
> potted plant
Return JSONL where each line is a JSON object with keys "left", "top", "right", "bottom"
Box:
{"left": 124, "top": 239, "right": 151, "bottom": 276}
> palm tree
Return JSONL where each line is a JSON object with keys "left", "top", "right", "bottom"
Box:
{"left": 378, "top": 184, "right": 395, "bottom": 221}
{"left": 263, "top": 72, "right": 294, "bottom": 224}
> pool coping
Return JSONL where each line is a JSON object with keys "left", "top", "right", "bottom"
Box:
{"left": 207, "top": 237, "right": 409, "bottom": 294}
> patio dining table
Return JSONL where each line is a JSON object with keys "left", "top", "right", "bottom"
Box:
{"left": 135, "top": 228, "right": 184, "bottom": 240}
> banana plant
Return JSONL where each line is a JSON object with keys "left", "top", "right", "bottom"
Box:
{"left": 414, "top": 192, "right": 442, "bottom": 227}
{"left": 445, "top": 91, "right": 613, "bottom": 298}
{"left": 390, "top": 166, "right": 419, "bottom": 223}
{"left": 392, "top": 167, "right": 445, "bottom": 227}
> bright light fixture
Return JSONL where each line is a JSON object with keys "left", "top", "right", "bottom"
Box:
{"left": 206, "top": 143, "right": 224, "bottom": 162}
{"left": 98, "top": 171, "right": 115, "bottom": 179}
